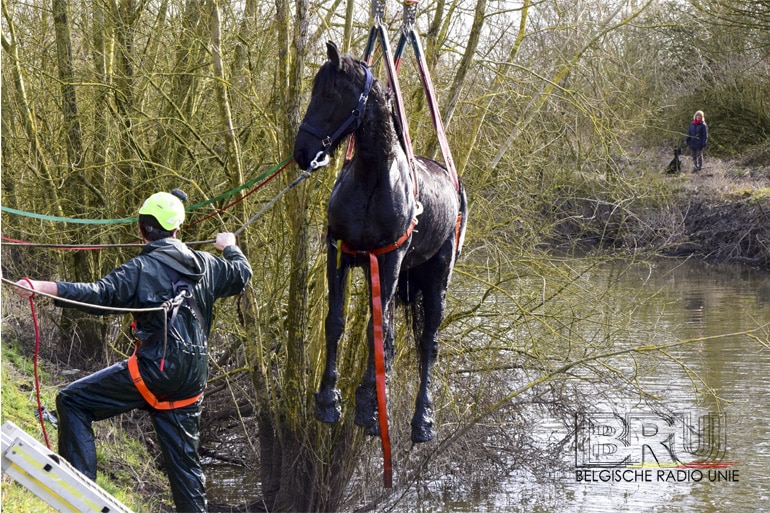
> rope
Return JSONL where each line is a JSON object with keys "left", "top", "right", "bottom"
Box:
{"left": 185, "top": 157, "right": 293, "bottom": 229}
{"left": 0, "top": 207, "right": 137, "bottom": 225}
{"left": 1, "top": 237, "right": 145, "bottom": 250}
{"left": 2, "top": 278, "right": 170, "bottom": 313}
{"left": 184, "top": 156, "right": 294, "bottom": 213}
{"left": 21, "top": 278, "right": 51, "bottom": 449}
{"left": 196, "top": 169, "right": 313, "bottom": 244}
{"left": 1, "top": 157, "right": 297, "bottom": 250}
{"left": 0, "top": 156, "right": 293, "bottom": 227}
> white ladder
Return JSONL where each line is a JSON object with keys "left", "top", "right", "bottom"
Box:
{"left": 1, "top": 420, "right": 134, "bottom": 513}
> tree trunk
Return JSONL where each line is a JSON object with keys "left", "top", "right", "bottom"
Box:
{"left": 209, "top": 0, "right": 243, "bottom": 186}
{"left": 237, "top": 0, "right": 367, "bottom": 510}
{"left": 54, "top": 0, "right": 109, "bottom": 359}
{"left": 111, "top": 0, "right": 140, "bottom": 213}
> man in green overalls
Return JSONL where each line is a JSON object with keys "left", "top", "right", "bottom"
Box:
{"left": 14, "top": 191, "right": 252, "bottom": 512}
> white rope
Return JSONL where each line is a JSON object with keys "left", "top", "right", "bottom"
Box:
{"left": 1, "top": 277, "right": 173, "bottom": 314}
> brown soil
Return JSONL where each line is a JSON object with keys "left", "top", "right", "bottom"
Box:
{"left": 554, "top": 150, "right": 770, "bottom": 270}
{"left": 645, "top": 155, "right": 770, "bottom": 268}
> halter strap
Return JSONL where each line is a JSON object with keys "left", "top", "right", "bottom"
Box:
{"left": 298, "top": 63, "right": 373, "bottom": 171}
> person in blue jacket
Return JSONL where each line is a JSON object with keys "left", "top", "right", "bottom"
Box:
{"left": 685, "top": 110, "right": 708, "bottom": 173}
{"left": 13, "top": 190, "right": 252, "bottom": 512}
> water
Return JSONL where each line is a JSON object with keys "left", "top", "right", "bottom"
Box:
{"left": 431, "top": 258, "right": 770, "bottom": 513}
{"left": 205, "top": 258, "right": 770, "bottom": 512}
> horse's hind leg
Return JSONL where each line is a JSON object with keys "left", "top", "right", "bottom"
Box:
{"left": 410, "top": 291, "right": 442, "bottom": 443}
{"left": 315, "top": 244, "right": 350, "bottom": 423}
{"left": 411, "top": 245, "right": 454, "bottom": 443}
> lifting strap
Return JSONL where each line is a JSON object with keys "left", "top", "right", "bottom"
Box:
{"left": 394, "top": 0, "right": 460, "bottom": 192}
{"left": 346, "top": 0, "right": 460, "bottom": 195}
{"left": 336, "top": 218, "right": 417, "bottom": 490}
{"left": 344, "top": 22, "right": 419, "bottom": 200}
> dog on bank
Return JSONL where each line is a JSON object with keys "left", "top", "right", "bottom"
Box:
{"left": 665, "top": 147, "right": 682, "bottom": 175}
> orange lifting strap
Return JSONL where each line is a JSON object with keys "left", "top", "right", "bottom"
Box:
{"left": 127, "top": 351, "right": 202, "bottom": 411}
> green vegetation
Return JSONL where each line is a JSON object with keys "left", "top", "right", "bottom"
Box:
{"left": 0, "top": 329, "right": 166, "bottom": 512}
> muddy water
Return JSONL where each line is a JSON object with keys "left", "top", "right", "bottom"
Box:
{"left": 434, "top": 258, "right": 770, "bottom": 513}
{"left": 205, "top": 258, "right": 770, "bottom": 512}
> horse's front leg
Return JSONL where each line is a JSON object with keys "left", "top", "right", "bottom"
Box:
{"left": 315, "top": 243, "right": 350, "bottom": 423}
{"left": 355, "top": 251, "right": 400, "bottom": 435}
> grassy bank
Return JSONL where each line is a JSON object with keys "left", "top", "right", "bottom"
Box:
{"left": 0, "top": 318, "right": 169, "bottom": 512}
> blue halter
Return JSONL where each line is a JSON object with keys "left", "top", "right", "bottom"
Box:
{"left": 299, "top": 62, "right": 374, "bottom": 171}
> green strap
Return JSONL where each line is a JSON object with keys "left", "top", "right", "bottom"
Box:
{"left": 1, "top": 156, "right": 293, "bottom": 225}
{"left": 0, "top": 206, "right": 137, "bottom": 224}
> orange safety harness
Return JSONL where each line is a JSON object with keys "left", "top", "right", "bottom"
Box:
{"left": 128, "top": 264, "right": 208, "bottom": 411}
{"left": 127, "top": 348, "right": 202, "bottom": 410}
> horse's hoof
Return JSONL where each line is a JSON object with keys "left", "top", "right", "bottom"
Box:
{"left": 411, "top": 412, "right": 435, "bottom": 443}
{"left": 314, "top": 390, "right": 342, "bottom": 423}
{"left": 354, "top": 384, "right": 379, "bottom": 435}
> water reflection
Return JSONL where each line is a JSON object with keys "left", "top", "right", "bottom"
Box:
{"left": 204, "top": 258, "right": 770, "bottom": 512}
{"left": 495, "top": 258, "right": 770, "bottom": 513}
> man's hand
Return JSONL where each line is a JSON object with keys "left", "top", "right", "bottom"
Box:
{"left": 13, "top": 279, "right": 58, "bottom": 298}
{"left": 214, "top": 232, "right": 236, "bottom": 251}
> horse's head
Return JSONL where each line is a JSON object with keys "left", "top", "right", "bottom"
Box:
{"left": 294, "top": 41, "right": 374, "bottom": 171}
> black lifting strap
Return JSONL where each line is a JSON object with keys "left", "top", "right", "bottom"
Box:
{"left": 160, "top": 264, "right": 209, "bottom": 336}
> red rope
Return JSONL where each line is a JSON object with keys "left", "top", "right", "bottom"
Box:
{"left": 184, "top": 161, "right": 290, "bottom": 229}
{"left": 21, "top": 278, "right": 51, "bottom": 449}
{"left": 0, "top": 236, "right": 119, "bottom": 250}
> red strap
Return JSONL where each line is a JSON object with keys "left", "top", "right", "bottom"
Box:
{"left": 23, "top": 278, "right": 51, "bottom": 449}
{"left": 369, "top": 253, "right": 393, "bottom": 488}
{"left": 340, "top": 218, "right": 417, "bottom": 257}
{"left": 455, "top": 213, "right": 463, "bottom": 251}
{"left": 127, "top": 352, "right": 202, "bottom": 410}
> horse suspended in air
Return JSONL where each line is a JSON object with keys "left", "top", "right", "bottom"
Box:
{"left": 293, "top": 41, "right": 468, "bottom": 444}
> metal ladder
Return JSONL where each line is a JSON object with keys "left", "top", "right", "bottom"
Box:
{"left": 1, "top": 420, "right": 134, "bottom": 513}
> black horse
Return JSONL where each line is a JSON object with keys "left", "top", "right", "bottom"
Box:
{"left": 293, "top": 41, "right": 468, "bottom": 443}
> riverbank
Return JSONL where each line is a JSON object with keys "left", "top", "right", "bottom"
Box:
{"left": 648, "top": 150, "right": 770, "bottom": 268}
{"left": 553, "top": 147, "right": 770, "bottom": 269}
{"left": 0, "top": 336, "right": 169, "bottom": 511}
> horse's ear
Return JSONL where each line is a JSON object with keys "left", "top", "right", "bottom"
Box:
{"left": 326, "top": 41, "right": 341, "bottom": 69}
